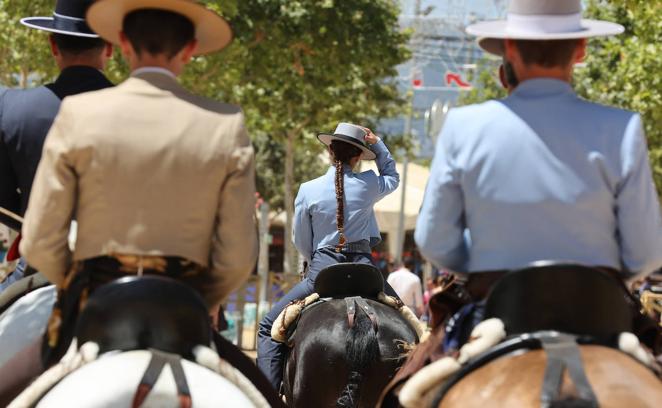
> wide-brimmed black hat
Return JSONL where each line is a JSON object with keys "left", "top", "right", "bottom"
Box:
{"left": 20, "top": 0, "right": 99, "bottom": 38}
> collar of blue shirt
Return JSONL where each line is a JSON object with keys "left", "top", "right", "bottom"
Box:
{"left": 513, "top": 78, "right": 574, "bottom": 98}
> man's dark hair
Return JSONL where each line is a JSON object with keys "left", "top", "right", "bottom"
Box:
{"left": 403, "top": 257, "right": 416, "bottom": 271}
{"left": 52, "top": 33, "right": 105, "bottom": 56}
{"left": 123, "top": 9, "right": 195, "bottom": 59}
{"left": 513, "top": 39, "right": 582, "bottom": 68}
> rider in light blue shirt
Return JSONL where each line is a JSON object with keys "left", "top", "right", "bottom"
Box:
{"left": 257, "top": 123, "right": 400, "bottom": 390}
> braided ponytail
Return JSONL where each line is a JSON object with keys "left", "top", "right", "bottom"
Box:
{"left": 330, "top": 141, "right": 363, "bottom": 252}
{"left": 335, "top": 159, "right": 346, "bottom": 252}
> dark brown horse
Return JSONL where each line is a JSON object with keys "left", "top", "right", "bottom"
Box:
{"left": 283, "top": 297, "right": 418, "bottom": 407}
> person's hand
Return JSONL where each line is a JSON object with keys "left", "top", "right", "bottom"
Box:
{"left": 363, "top": 127, "right": 380, "bottom": 145}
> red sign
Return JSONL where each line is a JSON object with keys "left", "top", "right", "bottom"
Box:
{"left": 445, "top": 72, "right": 471, "bottom": 88}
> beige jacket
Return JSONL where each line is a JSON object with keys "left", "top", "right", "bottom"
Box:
{"left": 20, "top": 71, "right": 258, "bottom": 306}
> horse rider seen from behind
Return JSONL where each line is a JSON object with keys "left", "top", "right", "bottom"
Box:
{"left": 0, "top": 0, "right": 113, "bottom": 290}
{"left": 415, "top": 0, "right": 662, "bottom": 351}
{"left": 257, "top": 123, "right": 403, "bottom": 391}
{"left": 0, "top": 1, "right": 283, "bottom": 406}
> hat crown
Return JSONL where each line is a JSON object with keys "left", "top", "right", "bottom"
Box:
{"left": 334, "top": 123, "right": 367, "bottom": 143}
{"left": 55, "top": 0, "right": 95, "bottom": 19}
{"left": 509, "top": 0, "right": 581, "bottom": 15}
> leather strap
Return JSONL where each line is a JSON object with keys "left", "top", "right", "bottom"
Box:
{"left": 540, "top": 334, "right": 598, "bottom": 407}
{"left": 132, "top": 350, "right": 192, "bottom": 408}
{"left": 355, "top": 297, "right": 379, "bottom": 332}
{"left": 346, "top": 297, "right": 357, "bottom": 327}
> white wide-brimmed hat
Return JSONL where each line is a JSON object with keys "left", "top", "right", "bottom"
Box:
{"left": 466, "top": 0, "right": 624, "bottom": 56}
{"left": 87, "top": 0, "right": 232, "bottom": 55}
{"left": 21, "top": 0, "right": 99, "bottom": 38}
{"left": 318, "top": 123, "right": 376, "bottom": 161}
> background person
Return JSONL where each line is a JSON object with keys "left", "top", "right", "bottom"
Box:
{"left": 388, "top": 257, "right": 424, "bottom": 317}
{"left": 257, "top": 123, "right": 401, "bottom": 391}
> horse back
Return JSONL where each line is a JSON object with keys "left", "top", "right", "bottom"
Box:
{"left": 285, "top": 298, "right": 418, "bottom": 407}
{"left": 440, "top": 345, "right": 662, "bottom": 408}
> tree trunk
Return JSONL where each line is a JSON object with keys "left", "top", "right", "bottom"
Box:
{"left": 20, "top": 68, "right": 29, "bottom": 89}
{"left": 283, "top": 131, "right": 297, "bottom": 275}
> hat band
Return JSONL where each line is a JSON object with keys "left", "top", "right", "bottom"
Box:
{"left": 52, "top": 13, "right": 94, "bottom": 34}
{"left": 506, "top": 12, "right": 583, "bottom": 35}
{"left": 331, "top": 133, "right": 369, "bottom": 149}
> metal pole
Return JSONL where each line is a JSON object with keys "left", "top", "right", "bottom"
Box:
{"left": 258, "top": 202, "right": 270, "bottom": 316}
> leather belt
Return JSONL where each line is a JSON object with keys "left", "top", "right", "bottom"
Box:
{"left": 332, "top": 240, "right": 371, "bottom": 254}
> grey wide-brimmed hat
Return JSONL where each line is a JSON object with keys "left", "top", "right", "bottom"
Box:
{"left": 466, "top": 0, "right": 624, "bottom": 56}
{"left": 20, "top": 0, "right": 99, "bottom": 37}
{"left": 318, "top": 123, "right": 376, "bottom": 161}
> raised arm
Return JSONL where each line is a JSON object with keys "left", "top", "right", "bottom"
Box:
{"left": 366, "top": 131, "right": 399, "bottom": 200}
{"left": 293, "top": 186, "right": 313, "bottom": 262}
{"left": 19, "top": 101, "right": 77, "bottom": 285}
{"left": 208, "top": 113, "right": 258, "bottom": 307}
{"left": 414, "top": 112, "right": 468, "bottom": 271}
{"left": 615, "top": 114, "right": 662, "bottom": 277}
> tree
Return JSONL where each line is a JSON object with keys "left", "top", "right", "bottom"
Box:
{"left": 0, "top": 0, "right": 58, "bottom": 87}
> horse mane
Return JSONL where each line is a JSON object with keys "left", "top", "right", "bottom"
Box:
{"left": 336, "top": 307, "right": 379, "bottom": 408}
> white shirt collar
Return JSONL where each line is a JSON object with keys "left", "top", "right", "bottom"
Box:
{"left": 131, "top": 67, "right": 176, "bottom": 78}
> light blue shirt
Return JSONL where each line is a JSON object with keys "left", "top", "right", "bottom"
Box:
{"left": 294, "top": 140, "right": 399, "bottom": 261}
{"left": 415, "top": 79, "right": 662, "bottom": 277}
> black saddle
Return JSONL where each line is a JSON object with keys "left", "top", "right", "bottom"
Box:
{"left": 314, "top": 263, "right": 384, "bottom": 298}
{"left": 75, "top": 276, "right": 210, "bottom": 359}
{"left": 484, "top": 263, "right": 633, "bottom": 339}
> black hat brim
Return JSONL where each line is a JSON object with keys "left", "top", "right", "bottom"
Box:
{"left": 20, "top": 17, "right": 99, "bottom": 38}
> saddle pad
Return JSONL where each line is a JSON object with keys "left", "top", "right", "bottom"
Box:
{"left": 35, "top": 350, "right": 255, "bottom": 408}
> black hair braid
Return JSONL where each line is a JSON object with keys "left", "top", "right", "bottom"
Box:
{"left": 330, "top": 141, "right": 362, "bottom": 252}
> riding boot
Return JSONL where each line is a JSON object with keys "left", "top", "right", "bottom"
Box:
{"left": 0, "top": 336, "right": 44, "bottom": 406}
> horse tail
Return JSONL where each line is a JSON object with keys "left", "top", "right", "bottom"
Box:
{"left": 336, "top": 307, "right": 379, "bottom": 408}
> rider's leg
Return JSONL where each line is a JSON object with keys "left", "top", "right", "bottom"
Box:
{"left": 256, "top": 247, "right": 342, "bottom": 390}
{"left": 256, "top": 277, "right": 315, "bottom": 390}
{"left": 0, "top": 336, "right": 43, "bottom": 405}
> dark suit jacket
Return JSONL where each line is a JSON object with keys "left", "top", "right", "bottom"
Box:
{"left": 0, "top": 66, "right": 113, "bottom": 215}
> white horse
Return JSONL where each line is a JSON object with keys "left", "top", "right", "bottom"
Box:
{"left": 11, "top": 346, "right": 267, "bottom": 408}
{"left": 0, "top": 284, "right": 55, "bottom": 367}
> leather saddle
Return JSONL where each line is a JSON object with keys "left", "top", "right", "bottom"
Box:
{"left": 314, "top": 263, "right": 384, "bottom": 299}
{"left": 75, "top": 276, "right": 210, "bottom": 360}
{"left": 484, "top": 262, "right": 634, "bottom": 339}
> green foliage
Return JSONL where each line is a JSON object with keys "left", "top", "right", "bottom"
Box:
{"left": 0, "top": 0, "right": 58, "bottom": 86}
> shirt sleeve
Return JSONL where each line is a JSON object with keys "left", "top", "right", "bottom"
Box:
{"left": 0, "top": 91, "right": 20, "bottom": 214}
{"left": 414, "top": 278, "right": 423, "bottom": 308}
{"left": 414, "top": 111, "right": 468, "bottom": 271}
{"left": 293, "top": 187, "right": 313, "bottom": 262}
{"left": 371, "top": 140, "right": 400, "bottom": 201}
{"left": 615, "top": 114, "right": 662, "bottom": 277}
{"left": 208, "top": 112, "right": 258, "bottom": 307}
{"left": 19, "top": 101, "right": 77, "bottom": 286}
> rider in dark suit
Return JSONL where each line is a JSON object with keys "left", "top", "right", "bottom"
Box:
{"left": 0, "top": 0, "right": 112, "bottom": 289}
{"left": 0, "top": 0, "right": 113, "bottom": 216}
